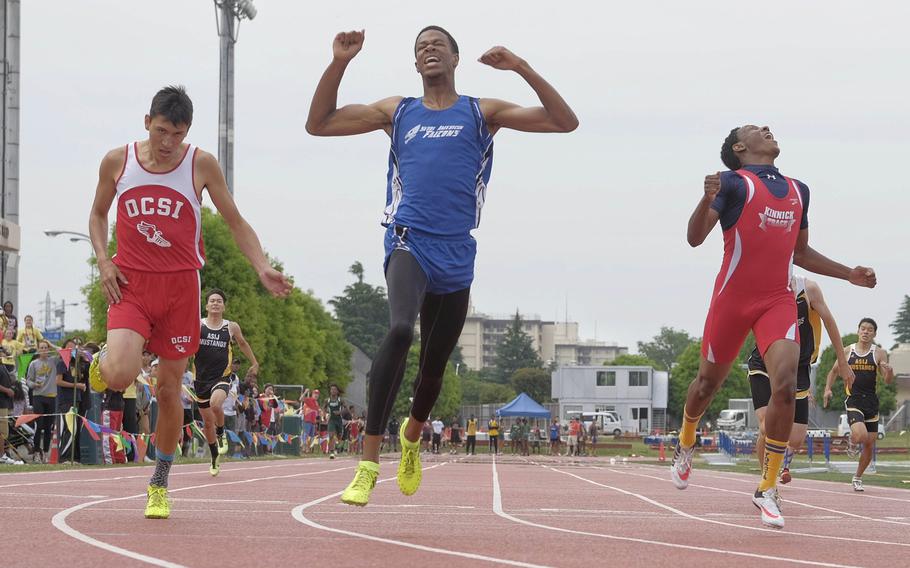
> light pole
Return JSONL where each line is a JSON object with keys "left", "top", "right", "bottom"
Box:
{"left": 45, "top": 230, "right": 95, "bottom": 329}
{"left": 214, "top": 0, "right": 257, "bottom": 196}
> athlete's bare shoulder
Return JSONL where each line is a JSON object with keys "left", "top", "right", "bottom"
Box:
{"left": 191, "top": 148, "right": 220, "bottom": 186}
{"left": 99, "top": 145, "right": 129, "bottom": 181}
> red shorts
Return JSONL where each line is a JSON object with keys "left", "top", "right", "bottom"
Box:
{"left": 107, "top": 266, "right": 201, "bottom": 359}
{"left": 701, "top": 289, "right": 798, "bottom": 365}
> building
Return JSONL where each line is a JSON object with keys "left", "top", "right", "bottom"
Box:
{"left": 458, "top": 305, "right": 627, "bottom": 371}
{"left": 551, "top": 365, "right": 668, "bottom": 434}
{"left": 890, "top": 343, "right": 910, "bottom": 431}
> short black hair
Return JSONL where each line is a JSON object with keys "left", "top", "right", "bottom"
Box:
{"left": 414, "top": 25, "right": 458, "bottom": 55}
{"left": 149, "top": 85, "right": 193, "bottom": 127}
{"left": 858, "top": 317, "right": 878, "bottom": 332}
{"left": 3, "top": 301, "right": 12, "bottom": 308}
{"left": 206, "top": 288, "right": 227, "bottom": 303}
{"left": 720, "top": 127, "right": 742, "bottom": 170}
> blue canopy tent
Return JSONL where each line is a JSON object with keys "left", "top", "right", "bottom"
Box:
{"left": 496, "top": 392, "right": 551, "bottom": 418}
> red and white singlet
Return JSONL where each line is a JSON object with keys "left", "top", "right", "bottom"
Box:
{"left": 113, "top": 142, "right": 205, "bottom": 272}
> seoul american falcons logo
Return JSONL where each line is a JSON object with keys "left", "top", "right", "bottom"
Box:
{"left": 136, "top": 221, "right": 172, "bottom": 248}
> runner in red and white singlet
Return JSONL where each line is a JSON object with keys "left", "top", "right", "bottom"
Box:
{"left": 88, "top": 86, "right": 291, "bottom": 520}
{"left": 671, "top": 124, "right": 876, "bottom": 530}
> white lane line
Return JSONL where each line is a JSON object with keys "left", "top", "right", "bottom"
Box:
{"left": 640, "top": 464, "right": 910, "bottom": 503}
{"left": 619, "top": 466, "right": 910, "bottom": 527}
{"left": 491, "top": 459, "right": 866, "bottom": 568}
{"left": 0, "top": 458, "right": 346, "bottom": 489}
{"left": 553, "top": 465, "right": 910, "bottom": 548}
{"left": 52, "top": 464, "right": 352, "bottom": 567}
{"left": 292, "top": 460, "right": 551, "bottom": 568}
{"left": 0, "top": 492, "right": 108, "bottom": 499}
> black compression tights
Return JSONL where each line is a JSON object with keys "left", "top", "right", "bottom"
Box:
{"left": 365, "top": 251, "right": 470, "bottom": 436}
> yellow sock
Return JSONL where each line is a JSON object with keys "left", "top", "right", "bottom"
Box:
{"left": 679, "top": 407, "right": 703, "bottom": 448}
{"left": 759, "top": 437, "right": 787, "bottom": 491}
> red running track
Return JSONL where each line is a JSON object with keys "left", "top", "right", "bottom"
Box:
{"left": 1, "top": 454, "right": 908, "bottom": 567}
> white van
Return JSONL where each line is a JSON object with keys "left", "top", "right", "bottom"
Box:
{"left": 567, "top": 411, "right": 623, "bottom": 437}
{"left": 837, "top": 413, "right": 885, "bottom": 440}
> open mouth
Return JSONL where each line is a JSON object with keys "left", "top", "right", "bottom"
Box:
{"left": 424, "top": 55, "right": 440, "bottom": 65}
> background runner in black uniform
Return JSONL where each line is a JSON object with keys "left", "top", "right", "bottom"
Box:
{"left": 194, "top": 289, "right": 259, "bottom": 476}
{"left": 824, "top": 318, "right": 894, "bottom": 491}
{"left": 748, "top": 276, "right": 851, "bottom": 484}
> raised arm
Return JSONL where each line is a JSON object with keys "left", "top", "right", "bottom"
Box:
{"left": 229, "top": 321, "right": 259, "bottom": 376}
{"left": 793, "top": 231, "right": 876, "bottom": 288}
{"left": 198, "top": 152, "right": 292, "bottom": 298}
{"left": 305, "top": 30, "right": 401, "bottom": 137}
{"left": 89, "top": 147, "right": 130, "bottom": 305}
{"left": 687, "top": 173, "right": 721, "bottom": 247}
{"left": 477, "top": 47, "right": 578, "bottom": 134}
{"left": 806, "top": 280, "right": 854, "bottom": 387}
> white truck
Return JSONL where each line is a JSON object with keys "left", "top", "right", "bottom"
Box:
{"left": 568, "top": 411, "right": 624, "bottom": 437}
{"left": 716, "top": 398, "right": 757, "bottom": 431}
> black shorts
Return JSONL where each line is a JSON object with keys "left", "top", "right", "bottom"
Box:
{"left": 749, "top": 369, "right": 810, "bottom": 425}
{"left": 194, "top": 377, "right": 231, "bottom": 409}
{"left": 328, "top": 419, "right": 343, "bottom": 435}
{"left": 748, "top": 365, "right": 810, "bottom": 408}
{"left": 845, "top": 394, "right": 879, "bottom": 431}
{"left": 451, "top": 431, "right": 461, "bottom": 444}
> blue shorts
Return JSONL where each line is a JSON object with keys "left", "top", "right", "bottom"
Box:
{"left": 383, "top": 225, "right": 476, "bottom": 295}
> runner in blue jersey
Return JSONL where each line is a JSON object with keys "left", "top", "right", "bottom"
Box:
{"left": 307, "top": 26, "right": 578, "bottom": 506}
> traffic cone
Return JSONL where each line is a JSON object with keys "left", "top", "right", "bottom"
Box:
{"left": 658, "top": 440, "right": 666, "bottom": 462}
{"left": 48, "top": 427, "right": 60, "bottom": 465}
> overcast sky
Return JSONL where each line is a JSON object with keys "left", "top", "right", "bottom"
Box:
{"left": 17, "top": 0, "right": 910, "bottom": 355}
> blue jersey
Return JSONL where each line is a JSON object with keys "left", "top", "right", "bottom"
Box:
{"left": 383, "top": 96, "right": 494, "bottom": 237}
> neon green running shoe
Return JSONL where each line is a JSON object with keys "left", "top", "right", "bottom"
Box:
{"left": 340, "top": 460, "right": 379, "bottom": 506}
{"left": 210, "top": 458, "right": 220, "bottom": 477}
{"left": 217, "top": 434, "right": 228, "bottom": 456}
{"left": 397, "top": 417, "right": 422, "bottom": 496}
{"left": 144, "top": 485, "right": 170, "bottom": 519}
{"left": 88, "top": 345, "right": 108, "bottom": 393}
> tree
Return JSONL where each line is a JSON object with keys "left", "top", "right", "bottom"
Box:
{"left": 391, "top": 342, "right": 462, "bottom": 421}
{"left": 814, "top": 334, "right": 897, "bottom": 416}
{"left": 461, "top": 372, "right": 516, "bottom": 405}
{"left": 610, "top": 354, "right": 660, "bottom": 368}
{"left": 84, "top": 208, "right": 352, "bottom": 389}
{"left": 669, "top": 342, "right": 750, "bottom": 424}
{"left": 890, "top": 295, "right": 910, "bottom": 345}
{"left": 492, "top": 311, "right": 542, "bottom": 383}
{"left": 510, "top": 367, "right": 552, "bottom": 403}
{"left": 638, "top": 327, "right": 696, "bottom": 371}
{"left": 329, "top": 262, "right": 389, "bottom": 358}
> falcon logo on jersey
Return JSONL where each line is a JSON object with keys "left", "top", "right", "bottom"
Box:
{"left": 404, "top": 124, "right": 421, "bottom": 144}
{"left": 405, "top": 124, "right": 464, "bottom": 144}
{"left": 758, "top": 207, "right": 796, "bottom": 232}
{"left": 137, "top": 221, "right": 172, "bottom": 248}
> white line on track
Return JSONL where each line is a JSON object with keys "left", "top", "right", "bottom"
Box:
{"left": 658, "top": 465, "right": 910, "bottom": 503}
{"left": 0, "top": 458, "right": 347, "bottom": 489}
{"left": 52, "top": 464, "right": 352, "bottom": 568}
{"left": 291, "top": 459, "right": 552, "bottom": 568}
{"left": 614, "top": 466, "right": 910, "bottom": 528}
{"left": 0, "top": 491, "right": 108, "bottom": 499}
{"left": 492, "top": 458, "right": 866, "bottom": 568}
{"left": 549, "top": 465, "right": 910, "bottom": 548}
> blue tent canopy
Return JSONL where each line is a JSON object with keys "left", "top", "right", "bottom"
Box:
{"left": 497, "top": 392, "right": 551, "bottom": 418}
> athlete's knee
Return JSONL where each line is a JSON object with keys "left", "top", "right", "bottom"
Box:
{"left": 692, "top": 373, "right": 723, "bottom": 400}
{"left": 102, "top": 356, "right": 142, "bottom": 391}
{"left": 387, "top": 320, "right": 415, "bottom": 349}
{"left": 155, "top": 381, "right": 181, "bottom": 407}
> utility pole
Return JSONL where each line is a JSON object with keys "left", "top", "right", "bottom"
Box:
{"left": 214, "top": 0, "right": 257, "bottom": 195}
{"left": 0, "top": 0, "right": 21, "bottom": 308}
